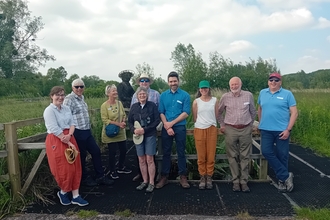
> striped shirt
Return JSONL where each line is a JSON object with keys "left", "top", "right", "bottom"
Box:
{"left": 63, "top": 91, "right": 90, "bottom": 130}
{"left": 217, "top": 90, "right": 256, "bottom": 127}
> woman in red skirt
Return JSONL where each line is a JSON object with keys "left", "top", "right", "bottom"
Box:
{"left": 43, "top": 86, "right": 88, "bottom": 206}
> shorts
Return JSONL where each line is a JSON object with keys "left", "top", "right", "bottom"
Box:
{"left": 136, "top": 135, "right": 156, "bottom": 156}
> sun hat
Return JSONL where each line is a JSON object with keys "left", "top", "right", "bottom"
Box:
{"left": 118, "top": 70, "right": 134, "bottom": 78}
{"left": 136, "top": 73, "right": 154, "bottom": 84}
{"left": 269, "top": 72, "right": 282, "bottom": 80}
{"left": 199, "top": 80, "right": 210, "bottom": 88}
{"left": 64, "top": 145, "right": 79, "bottom": 164}
{"left": 133, "top": 121, "right": 144, "bottom": 145}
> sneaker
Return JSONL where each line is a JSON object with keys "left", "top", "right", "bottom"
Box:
{"left": 136, "top": 182, "right": 148, "bottom": 190}
{"left": 199, "top": 176, "right": 206, "bottom": 190}
{"left": 180, "top": 175, "right": 190, "bottom": 189}
{"left": 117, "top": 166, "right": 132, "bottom": 174}
{"left": 241, "top": 184, "right": 250, "bottom": 193}
{"left": 110, "top": 171, "right": 119, "bottom": 179}
{"left": 285, "top": 172, "right": 294, "bottom": 192}
{"left": 206, "top": 176, "right": 213, "bottom": 190}
{"left": 81, "top": 176, "right": 97, "bottom": 187}
{"left": 96, "top": 175, "right": 114, "bottom": 186}
{"left": 71, "top": 195, "right": 89, "bottom": 206}
{"left": 278, "top": 181, "right": 286, "bottom": 193}
{"left": 57, "top": 191, "right": 71, "bottom": 206}
{"left": 232, "top": 183, "right": 241, "bottom": 192}
{"left": 155, "top": 176, "right": 168, "bottom": 189}
{"left": 146, "top": 184, "right": 155, "bottom": 193}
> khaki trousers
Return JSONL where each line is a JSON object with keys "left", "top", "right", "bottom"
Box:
{"left": 194, "top": 126, "right": 218, "bottom": 176}
{"left": 225, "top": 125, "right": 252, "bottom": 184}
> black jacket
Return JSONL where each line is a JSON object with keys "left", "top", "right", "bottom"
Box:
{"left": 128, "top": 101, "right": 160, "bottom": 137}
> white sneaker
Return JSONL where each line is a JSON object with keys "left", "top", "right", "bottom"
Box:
{"left": 285, "top": 172, "right": 294, "bottom": 192}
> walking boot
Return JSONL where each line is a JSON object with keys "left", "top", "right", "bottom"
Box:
{"left": 206, "top": 175, "right": 213, "bottom": 189}
{"left": 199, "top": 176, "right": 206, "bottom": 190}
{"left": 180, "top": 175, "right": 190, "bottom": 189}
{"left": 155, "top": 176, "right": 168, "bottom": 189}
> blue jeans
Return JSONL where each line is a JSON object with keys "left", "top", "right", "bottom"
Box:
{"left": 74, "top": 129, "right": 104, "bottom": 179}
{"left": 260, "top": 130, "right": 290, "bottom": 182}
{"left": 161, "top": 125, "right": 187, "bottom": 176}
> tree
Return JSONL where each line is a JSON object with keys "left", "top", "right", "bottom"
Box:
{"left": 0, "top": 0, "right": 55, "bottom": 78}
{"left": 132, "top": 62, "right": 155, "bottom": 88}
{"left": 171, "top": 43, "right": 207, "bottom": 93}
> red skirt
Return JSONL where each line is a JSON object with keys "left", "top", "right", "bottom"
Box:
{"left": 45, "top": 129, "right": 81, "bottom": 192}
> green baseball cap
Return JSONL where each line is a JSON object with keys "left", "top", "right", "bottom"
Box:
{"left": 199, "top": 80, "right": 210, "bottom": 88}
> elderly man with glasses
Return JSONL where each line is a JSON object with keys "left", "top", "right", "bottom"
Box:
{"left": 258, "top": 72, "right": 298, "bottom": 193}
{"left": 64, "top": 78, "right": 114, "bottom": 187}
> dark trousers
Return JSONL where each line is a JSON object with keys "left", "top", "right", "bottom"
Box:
{"left": 107, "top": 140, "right": 127, "bottom": 172}
{"left": 74, "top": 129, "right": 104, "bottom": 179}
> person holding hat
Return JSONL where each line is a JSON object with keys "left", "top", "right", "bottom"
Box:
{"left": 117, "top": 70, "right": 135, "bottom": 108}
{"left": 258, "top": 72, "right": 298, "bottom": 193}
{"left": 218, "top": 77, "right": 256, "bottom": 193}
{"left": 43, "top": 86, "right": 89, "bottom": 206}
{"left": 128, "top": 87, "right": 160, "bottom": 192}
{"left": 192, "top": 80, "right": 218, "bottom": 190}
{"left": 130, "top": 73, "right": 160, "bottom": 182}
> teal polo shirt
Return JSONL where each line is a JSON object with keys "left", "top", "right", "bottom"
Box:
{"left": 258, "top": 87, "right": 296, "bottom": 131}
{"left": 158, "top": 88, "right": 191, "bottom": 126}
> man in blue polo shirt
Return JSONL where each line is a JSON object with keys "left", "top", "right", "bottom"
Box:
{"left": 258, "top": 72, "right": 298, "bottom": 192}
{"left": 156, "top": 71, "right": 191, "bottom": 189}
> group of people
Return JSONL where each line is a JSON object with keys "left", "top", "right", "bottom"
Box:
{"left": 43, "top": 70, "right": 298, "bottom": 206}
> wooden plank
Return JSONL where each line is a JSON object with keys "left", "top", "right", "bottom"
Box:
{"left": 18, "top": 143, "right": 45, "bottom": 150}
{"left": 9, "top": 117, "right": 44, "bottom": 128}
{"left": 5, "top": 123, "right": 21, "bottom": 199}
{"left": 0, "top": 174, "right": 9, "bottom": 182}
{"left": 0, "top": 150, "right": 7, "bottom": 158}
{"left": 21, "top": 149, "right": 46, "bottom": 195}
{"left": 17, "top": 133, "right": 47, "bottom": 144}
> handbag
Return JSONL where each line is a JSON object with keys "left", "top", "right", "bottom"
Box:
{"left": 105, "top": 101, "right": 121, "bottom": 138}
{"left": 64, "top": 145, "right": 79, "bottom": 164}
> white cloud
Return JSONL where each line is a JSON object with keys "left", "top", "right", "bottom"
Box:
{"left": 315, "top": 17, "right": 330, "bottom": 29}
{"left": 223, "top": 40, "right": 255, "bottom": 55}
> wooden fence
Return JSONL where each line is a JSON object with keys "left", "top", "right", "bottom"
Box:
{"left": 0, "top": 114, "right": 267, "bottom": 199}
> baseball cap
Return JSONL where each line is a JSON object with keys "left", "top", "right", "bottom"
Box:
{"left": 199, "top": 80, "right": 210, "bottom": 88}
{"left": 269, "top": 72, "right": 282, "bottom": 80}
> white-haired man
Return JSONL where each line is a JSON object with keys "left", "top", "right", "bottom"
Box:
{"left": 64, "top": 79, "right": 114, "bottom": 187}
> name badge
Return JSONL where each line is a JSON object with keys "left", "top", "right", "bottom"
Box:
{"left": 177, "top": 100, "right": 182, "bottom": 104}
{"left": 244, "top": 102, "right": 249, "bottom": 105}
{"left": 277, "top": 97, "right": 284, "bottom": 100}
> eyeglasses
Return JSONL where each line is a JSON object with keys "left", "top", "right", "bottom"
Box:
{"left": 140, "top": 79, "right": 150, "bottom": 83}
{"left": 269, "top": 79, "right": 280, "bottom": 82}
{"left": 74, "top": 85, "right": 84, "bottom": 89}
{"left": 55, "top": 93, "right": 65, "bottom": 97}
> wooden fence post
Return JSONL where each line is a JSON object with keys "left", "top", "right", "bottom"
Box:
{"left": 5, "top": 122, "right": 21, "bottom": 199}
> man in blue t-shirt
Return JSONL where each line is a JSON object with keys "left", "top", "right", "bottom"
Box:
{"left": 258, "top": 72, "right": 298, "bottom": 193}
{"left": 156, "top": 71, "right": 191, "bottom": 189}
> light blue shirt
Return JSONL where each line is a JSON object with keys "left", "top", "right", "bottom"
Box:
{"left": 258, "top": 87, "right": 296, "bottom": 131}
{"left": 130, "top": 88, "right": 160, "bottom": 107}
{"left": 43, "top": 103, "right": 76, "bottom": 136}
{"left": 158, "top": 88, "right": 191, "bottom": 126}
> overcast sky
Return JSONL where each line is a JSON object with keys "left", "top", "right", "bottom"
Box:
{"left": 28, "top": 0, "right": 330, "bottom": 81}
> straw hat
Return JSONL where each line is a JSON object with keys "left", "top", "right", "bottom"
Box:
{"left": 133, "top": 121, "right": 144, "bottom": 145}
{"left": 64, "top": 146, "right": 79, "bottom": 164}
{"left": 136, "top": 73, "right": 153, "bottom": 84}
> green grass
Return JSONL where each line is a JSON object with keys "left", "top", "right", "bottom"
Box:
{"left": 295, "top": 207, "right": 330, "bottom": 220}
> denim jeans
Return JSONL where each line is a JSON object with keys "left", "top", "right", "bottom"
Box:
{"left": 74, "top": 129, "right": 104, "bottom": 179}
{"left": 260, "top": 130, "right": 290, "bottom": 182}
{"left": 161, "top": 125, "right": 187, "bottom": 176}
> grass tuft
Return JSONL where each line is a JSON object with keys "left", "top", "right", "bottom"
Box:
{"left": 114, "top": 208, "right": 134, "bottom": 217}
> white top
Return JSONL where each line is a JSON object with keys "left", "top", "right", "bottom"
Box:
{"left": 194, "top": 97, "right": 217, "bottom": 129}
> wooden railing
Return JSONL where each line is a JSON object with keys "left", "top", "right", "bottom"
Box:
{"left": 1, "top": 114, "right": 266, "bottom": 199}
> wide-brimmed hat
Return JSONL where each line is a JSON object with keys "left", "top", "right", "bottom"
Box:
{"left": 269, "top": 72, "right": 282, "bottom": 80}
{"left": 64, "top": 146, "right": 79, "bottom": 164}
{"left": 136, "top": 73, "right": 153, "bottom": 84}
{"left": 118, "top": 70, "right": 134, "bottom": 78}
{"left": 133, "top": 121, "right": 144, "bottom": 145}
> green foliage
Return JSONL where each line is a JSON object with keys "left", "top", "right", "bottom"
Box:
{"left": 76, "top": 210, "right": 99, "bottom": 218}
{"left": 114, "top": 209, "right": 134, "bottom": 217}
{"left": 295, "top": 206, "right": 330, "bottom": 220}
{"left": 283, "top": 69, "right": 330, "bottom": 90}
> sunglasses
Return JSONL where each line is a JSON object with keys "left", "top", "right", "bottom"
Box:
{"left": 55, "top": 93, "right": 65, "bottom": 97}
{"left": 140, "top": 79, "right": 150, "bottom": 83}
{"left": 269, "top": 79, "right": 280, "bottom": 82}
{"left": 74, "top": 85, "right": 84, "bottom": 89}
